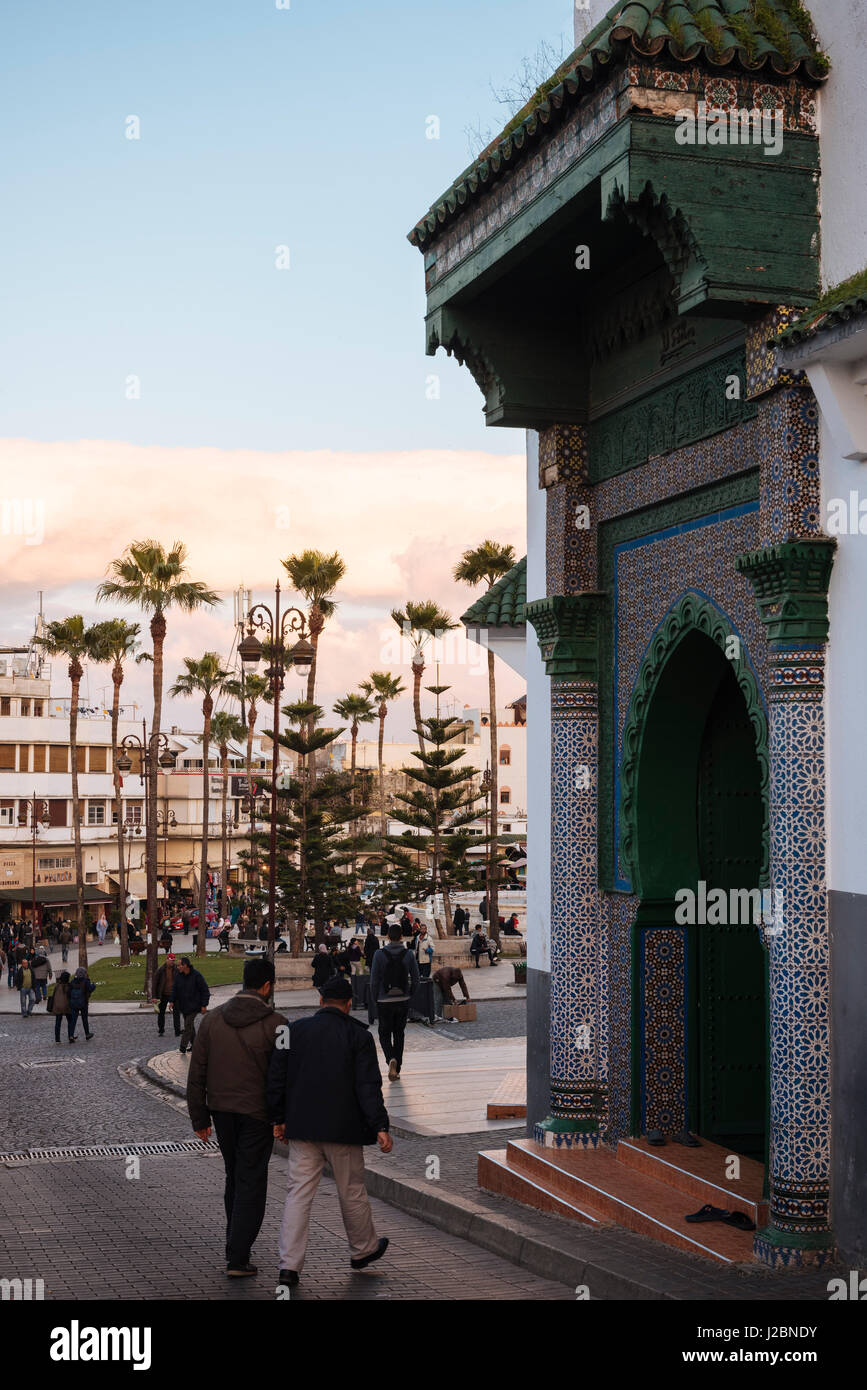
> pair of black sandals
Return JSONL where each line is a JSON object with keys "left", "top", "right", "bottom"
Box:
{"left": 645, "top": 1130, "right": 757, "bottom": 1232}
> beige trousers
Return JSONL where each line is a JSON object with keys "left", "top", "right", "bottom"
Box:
{"left": 278, "top": 1139, "right": 379, "bottom": 1271}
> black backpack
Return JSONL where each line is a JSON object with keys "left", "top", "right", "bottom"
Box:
{"left": 380, "top": 947, "right": 410, "bottom": 999}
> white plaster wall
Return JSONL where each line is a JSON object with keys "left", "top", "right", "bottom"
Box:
{"left": 812, "top": 0, "right": 867, "bottom": 287}
{"left": 811, "top": 2, "right": 867, "bottom": 894}
{"left": 525, "top": 430, "right": 551, "bottom": 973}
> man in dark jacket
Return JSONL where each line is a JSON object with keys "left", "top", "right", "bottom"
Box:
{"left": 172, "top": 957, "right": 210, "bottom": 1054}
{"left": 187, "top": 957, "right": 288, "bottom": 1278}
{"left": 267, "top": 975, "right": 391, "bottom": 1287}
{"left": 369, "top": 923, "right": 420, "bottom": 1081}
{"left": 363, "top": 924, "right": 378, "bottom": 970}
{"left": 154, "top": 954, "right": 181, "bottom": 1039}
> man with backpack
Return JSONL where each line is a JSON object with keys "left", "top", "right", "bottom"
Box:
{"left": 369, "top": 922, "right": 419, "bottom": 1081}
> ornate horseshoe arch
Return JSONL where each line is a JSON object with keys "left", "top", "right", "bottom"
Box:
{"left": 619, "top": 590, "right": 769, "bottom": 890}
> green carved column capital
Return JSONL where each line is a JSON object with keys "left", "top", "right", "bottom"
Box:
{"left": 525, "top": 592, "right": 607, "bottom": 680}
{"left": 735, "top": 539, "right": 836, "bottom": 646}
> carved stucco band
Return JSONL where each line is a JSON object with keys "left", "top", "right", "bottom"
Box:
{"left": 619, "top": 591, "right": 770, "bottom": 888}
{"left": 524, "top": 593, "right": 607, "bottom": 680}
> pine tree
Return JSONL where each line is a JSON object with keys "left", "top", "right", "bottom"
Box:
{"left": 384, "top": 683, "right": 484, "bottom": 935}
{"left": 252, "top": 701, "right": 372, "bottom": 952}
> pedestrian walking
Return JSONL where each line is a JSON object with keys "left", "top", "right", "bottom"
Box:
{"left": 414, "top": 926, "right": 435, "bottom": 979}
{"left": 96, "top": 911, "right": 108, "bottom": 946}
{"left": 312, "top": 944, "right": 334, "bottom": 990}
{"left": 154, "top": 953, "right": 182, "bottom": 1039}
{"left": 48, "top": 971, "right": 75, "bottom": 1044}
{"left": 68, "top": 967, "right": 96, "bottom": 1040}
{"left": 15, "top": 960, "right": 36, "bottom": 1017}
{"left": 267, "top": 974, "right": 392, "bottom": 1288}
{"left": 186, "top": 958, "right": 287, "bottom": 1277}
{"left": 31, "top": 952, "right": 53, "bottom": 1003}
{"left": 369, "top": 923, "right": 420, "bottom": 1082}
{"left": 452, "top": 904, "right": 468, "bottom": 936}
{"left": 363, "top": 924, "right": 379, "bottom": 971}
{"left": 59, "top": 924, "right": 72, "bottom": 964}
{"left": 172, "top": 956, "right": 210, "bottom": 1054}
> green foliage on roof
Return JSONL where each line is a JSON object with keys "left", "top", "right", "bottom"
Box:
{"left": 461, "top": 556, "right": 527, "bottom": 629}
{"left": 774, "top": 267, "right": 867, "bottom": 346}
{"left": 409, "top": 0, "right": 829, "bottom": 249}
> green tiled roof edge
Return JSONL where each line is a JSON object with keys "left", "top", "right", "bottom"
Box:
{"left": 409, "top": 0, "right": 829, "bottom": 249}
{"left": 772, "top": 266, "right": 867, "bottom": 346}
{"left": 461, "top": 556, "right": 528, "bottom": 628}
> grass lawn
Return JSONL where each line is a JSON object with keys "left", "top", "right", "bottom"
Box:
{"left": 87, "top": 954, "right": 244, "bottom": 1001}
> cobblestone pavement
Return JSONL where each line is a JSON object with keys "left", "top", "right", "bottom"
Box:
{"left": 0, "top": 1006, "right": 571, "bottom": 1300}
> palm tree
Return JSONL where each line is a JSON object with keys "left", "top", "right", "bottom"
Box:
{"left": 390, "top": 601, "right": 457, "bottom": 752}
{"left": 360, "top": 672, "right": 406, "bottom": 841}
{"left": 97, "top": 541, "right": 218, "bottom": 993}
{"left": 333, "top": 692, "right": 376, "bottom": 892}
{"left": 169, "top": 654, "right": 232, "bottom": 958}
{"left": 209, "top": 710, "right": 246, "bottom": 926}
{"left": 224, "top": 672, "right": 269, "bottom": 923}
{"left": 38, "top": 617, "right": 102, "bottom": 968}
{"left": 281, "top": 549, "right": 346, "bottom": 773}
{"left": 454, "top": 540, "right": 516, "bottom": 944}
{"left": 87, "top": 618, "right": 141, "bottom": 965}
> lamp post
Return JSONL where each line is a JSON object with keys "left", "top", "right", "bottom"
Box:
{"left": 116, "top": 723, "right": 177, "bottom": 998}
{"left": 156, "top": 805, "right": 177, "bottom": 907}
{"left": 18, "top": 793, "right": 49, "bottom": 932}
{"left": 239, "top": 581, "right": 313, "bottom": 959}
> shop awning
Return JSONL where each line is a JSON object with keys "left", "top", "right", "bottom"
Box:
{"left": 0, "top": 886, "right": 114, "bottom": 906}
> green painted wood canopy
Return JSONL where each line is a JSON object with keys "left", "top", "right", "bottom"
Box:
{"left": 409, "top": 0, "right": 828, "bottom": 251}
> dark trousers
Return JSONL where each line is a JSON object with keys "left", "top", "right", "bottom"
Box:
{"left": 69, "top": 1006, "right": 90, "bottom": 1037}
{"left": 377, "top": 1002, "right": 409, "bottom": 1071}
{"left": 157, "top": 998, "right": 181, "bottom": 1036}
{"left": 211, "top": 1110, "right": 274, "bottom": 1267}
{"left": 418, "top": 962, "right": 431, "bottom": 979}
{"left": 54, "top": 1012, "right": 74, "bottom": 1042}
{"left": 180, "top": 1011, "right": 198, "bottom": 1050}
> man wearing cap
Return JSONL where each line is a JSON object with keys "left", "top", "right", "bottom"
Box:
{"left": 267, "top": 974, "right": 392, "bottom": 1288}
{"left": 154, "top": 952, "right": 181, "bottom": 1039}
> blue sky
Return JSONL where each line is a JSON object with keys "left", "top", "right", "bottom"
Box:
{"left": 2, "top": 0, "right": 573, "bottom": 455}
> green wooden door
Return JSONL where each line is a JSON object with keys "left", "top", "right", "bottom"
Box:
{"left": 695, "top": 663, "right": 767, "bottom": 1158}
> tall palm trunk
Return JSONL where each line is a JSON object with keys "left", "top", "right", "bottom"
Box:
{"left": 305, "top": 605, "right": 324, "bottom": 778}
{"left": 412, "top": 656, "right": 424, "bottom": 753}
{"left": 377, "top": 704, "right": 387, "bottom": 841}
{"left": 111, "top": 661, "right": 129, "bottom": 965}
{"left": 349, "top": 719, "right": 358, "bottom": 895}
{"left": 198, "top": 695, "right": 213, "bottom": 958}
{"left": 487, "top": 648, "right": 500, "bottom": 944}
{"left": 220, "top": 741, "right": 229, "bottom": 923}
{"left": 69, "top": 662, "right": 87, "bottom": 968}
{"left": 146, "top": 611, "right": 166, "bottom": 999}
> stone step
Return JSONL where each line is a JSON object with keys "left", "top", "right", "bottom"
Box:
{"left": 616, "top": 1137, "right": 769, "bottom": 1228}
{"left": 486, "top": 1071, "right": 527, "bottom": 1120}
{"left": 487, "top": 1139, "right": 758, "bottom": 1264}
{"left": 477, "top": 1150, "right": 608, "bottom": 1227}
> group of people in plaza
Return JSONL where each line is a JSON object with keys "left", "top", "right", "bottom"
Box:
{"left": 3, "top": 892, "right": 521, "bottom": 1287}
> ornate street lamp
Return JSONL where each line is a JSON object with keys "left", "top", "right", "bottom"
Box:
{"left": 18, "top": 793, "right": 49, "bottom": 932}
{"left": 240, "top": 581, "right": 311, "bottom": 957}
{"left": 116, "top": 722, "right": 178, "bottom": 998}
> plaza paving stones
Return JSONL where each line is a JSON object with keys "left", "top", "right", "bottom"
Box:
{"left": 0, "top": 1006, "right": 569, "bottom": 1301}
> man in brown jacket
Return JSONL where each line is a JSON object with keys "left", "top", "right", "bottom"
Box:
{"left": 186, "top": 957, "right": 287, "bottom": 1278}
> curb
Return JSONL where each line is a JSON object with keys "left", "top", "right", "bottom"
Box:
{"left": 359, "top": 1166, "right": 684, "bottom": 1299}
